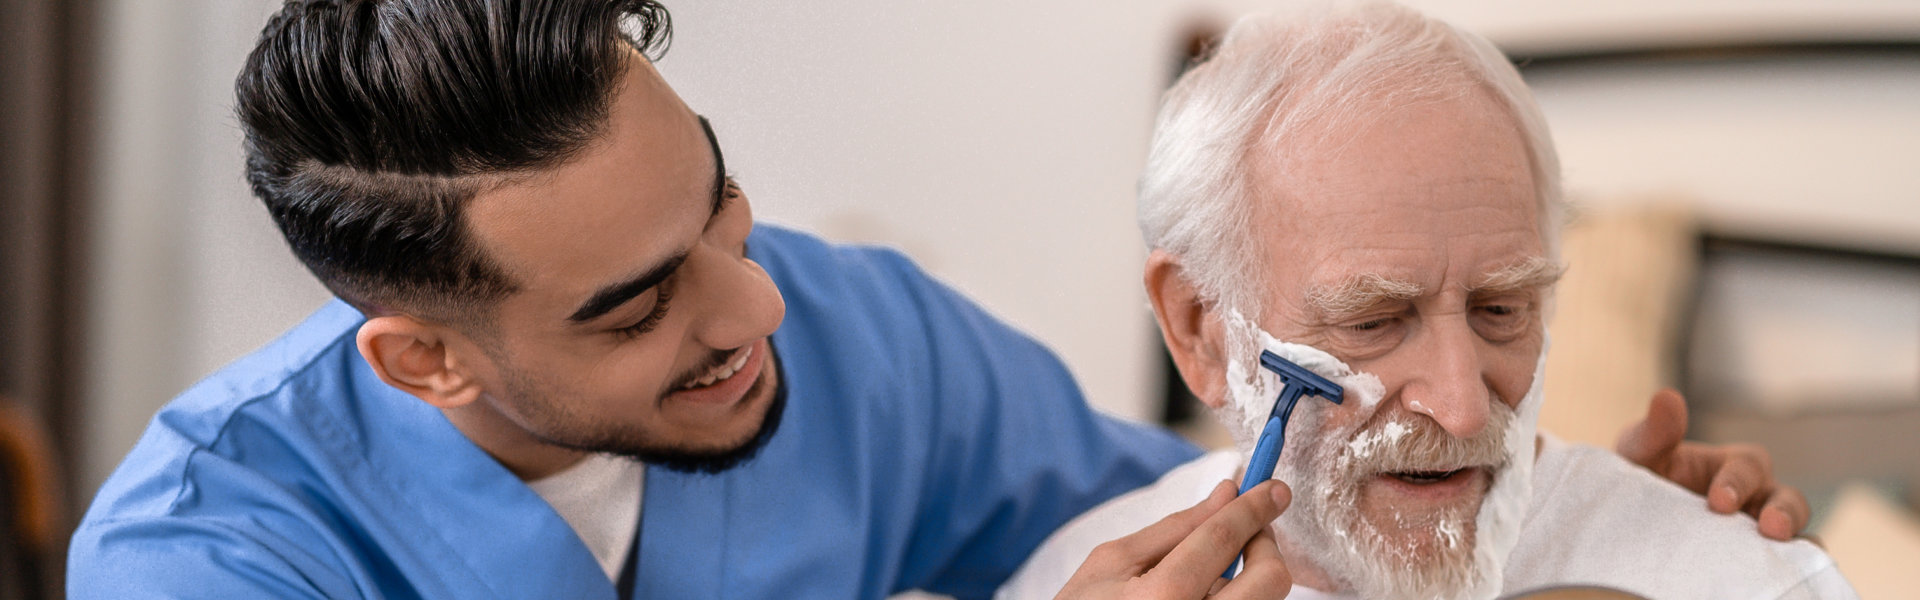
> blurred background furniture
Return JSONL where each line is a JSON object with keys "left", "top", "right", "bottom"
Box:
{"left": 0, "top": 400, "right": 64, "bottom": 600}
{"left": 2, "top": 1, "right": 90, "bottom": 598}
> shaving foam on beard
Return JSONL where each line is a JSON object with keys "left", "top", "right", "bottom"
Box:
{"left": 1461, "top": 335, "right": 1546, "bottom": 600}
{"left": 1217, "top": 307, "right": 1550, "bottom": 600}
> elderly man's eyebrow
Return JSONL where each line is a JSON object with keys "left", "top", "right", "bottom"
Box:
{"left": 1305, "top": 273, "right": 1425, "bottom": 319}
{"left": 1471, "top": 256, "right": 1566, "bottom": 294}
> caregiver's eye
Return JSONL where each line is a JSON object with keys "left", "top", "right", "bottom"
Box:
{"left": 612, "top": 280, "right": 675, "bottom": 340}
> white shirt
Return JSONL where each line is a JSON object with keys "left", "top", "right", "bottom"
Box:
{"left": 998, "top": 434, "right": 1856, "bottom": 599}
{"left": 527, "top": 454, "right": 645, "bottom": 582}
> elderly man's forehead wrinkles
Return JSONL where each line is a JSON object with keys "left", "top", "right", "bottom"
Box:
{"left": 1470, "top": 256, "right": 1565, "bottom": 294}
{"left": 1306, "top": 273, "right": 1424, "bottom": 319}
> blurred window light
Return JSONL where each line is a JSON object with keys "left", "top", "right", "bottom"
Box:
{"left": 1685, "top": 236, "right": 1920, "bottom": 415}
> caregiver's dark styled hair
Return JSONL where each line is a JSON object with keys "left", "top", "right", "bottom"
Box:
{"left": 236, "top": 0, "right": 672, "bottom": 324}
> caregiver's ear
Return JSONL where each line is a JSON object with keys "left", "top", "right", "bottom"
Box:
{"left": 1144, "top": 249, "right": 1232, "bottom": 409}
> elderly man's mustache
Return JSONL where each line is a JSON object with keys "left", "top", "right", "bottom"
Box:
{"left": 1332, "top": 399, "right": 1514, "bottom": 488}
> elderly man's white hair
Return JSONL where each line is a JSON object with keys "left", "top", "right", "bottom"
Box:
{"left": 1137, "top": 0, "right": 1566, "bottom": 319}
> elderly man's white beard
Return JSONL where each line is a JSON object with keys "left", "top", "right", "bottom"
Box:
{"left": 1217, "top": 309, "right": 1546, "bottom": 600}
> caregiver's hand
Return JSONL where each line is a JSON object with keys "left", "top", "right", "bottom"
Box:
{"left": 1615, "top": 388, "right": 1810, "bottom": 541}
{"left": 1055, "top": 479, "right": 1291, "bottom": 600}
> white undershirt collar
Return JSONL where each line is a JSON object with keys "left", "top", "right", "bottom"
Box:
{"left": 526, "top": 453, "right": 645, "bottom": 582}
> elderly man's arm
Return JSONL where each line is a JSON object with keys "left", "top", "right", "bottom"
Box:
{"left": 1613, "top": 388, "right": 1812, "bottom": 541}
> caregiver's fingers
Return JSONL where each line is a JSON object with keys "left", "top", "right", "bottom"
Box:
{"left": 1615, "top": 388, "right": 1688, "bottom": 475}
{"left": 1096, "top": 479, "right": 1238, "bottom": 571}
{"left": 1756, "top": 484, "right": 1811, "bottom": 542}
{"left": 1212, "top": 513, "right": 1291, "bottom": 600}
{"left": 1144, "top": 480, "right": 1290, "bottom": 597}
{"left": 1702, "top": 443, "right": 1775, "bottom": 515}
{"left": 1055, "top": 480, "right": 1239, "bottom": 598}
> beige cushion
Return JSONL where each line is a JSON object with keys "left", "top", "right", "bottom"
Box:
{"left": 1542, "top": 205, "right": 1699, "bottom": 446}
{"left": 1820, "top": 482, "right": 1920, "bottom": 599}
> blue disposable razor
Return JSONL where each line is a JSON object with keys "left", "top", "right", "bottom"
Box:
{"left": 1223, "top": 350, "right": 1345, "bottom": 580}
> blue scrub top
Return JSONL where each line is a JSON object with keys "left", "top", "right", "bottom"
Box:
{"left": 69, "top": 225, "right": 1199, "bottom": 599}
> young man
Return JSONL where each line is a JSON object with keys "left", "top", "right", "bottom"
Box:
{"left": 71, "top": 2, "right": 1806, "bottom": 598}
{"left": 66, "top": 2, "right": 1269, "bottom": 597}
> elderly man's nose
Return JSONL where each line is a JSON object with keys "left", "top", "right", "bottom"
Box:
{"left": 1403, "top": 322, "right": 1491, "bottom": 438}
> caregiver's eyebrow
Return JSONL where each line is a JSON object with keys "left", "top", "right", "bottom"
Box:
{"left": 699, "top": 115, "right": 726, "bottom": 217}
{"left": 568, "top": 252, "right": 689, "bottom": 324}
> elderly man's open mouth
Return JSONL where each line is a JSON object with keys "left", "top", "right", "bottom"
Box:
{"left": 1375, "top": 465, "right": 1492, "bottom": 500}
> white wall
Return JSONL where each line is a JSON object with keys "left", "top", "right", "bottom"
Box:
{"left": 653, "top": 0, "right": 1195, "bottom": 431}
{"left": 84, "top": 0, "right": 329, "bottom": 492}
{"left": 79, "top": 0, "right": 1920, "bottom": 497}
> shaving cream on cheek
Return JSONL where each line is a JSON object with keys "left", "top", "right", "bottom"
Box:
{"left": 1220, "top": 308, "right": 1386, "bottom": 453}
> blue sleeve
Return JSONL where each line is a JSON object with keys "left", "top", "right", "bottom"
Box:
{"left": 69, "top": 517, "right": 357, "bottom": 599}
{"left": 866, "top": 250, "right": 1201, "bottom": 599}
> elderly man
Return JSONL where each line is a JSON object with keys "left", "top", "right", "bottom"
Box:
{"left": 1004, "top": 2, "right": 1856, "bottom": 599}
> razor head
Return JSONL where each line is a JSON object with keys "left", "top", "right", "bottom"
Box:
{"left": 1259, "top": 350, "right": 1345, "bottom": 408}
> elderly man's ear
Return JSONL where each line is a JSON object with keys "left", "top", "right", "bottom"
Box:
{"left": 1145, "top": 249, "right": 1233, "bottom": 410}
